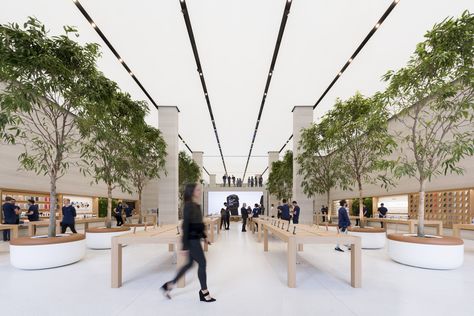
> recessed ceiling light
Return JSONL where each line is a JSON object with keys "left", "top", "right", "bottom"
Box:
{"left": 338, "top": 72, "right": 342, "bottom": 76}
{"left": 375, "top": 23, "right": 380, "bottom": 29}
{"left": 91, "top": 22, "right": 96, "bottom": 28}
{"left": 348, "top": 58, "right": 353, "bottom": 63}
{"left": 269, "top": 72, "right": 272, "bottom": 76}
{"left": 118, "top": 58, "right": 123, "bottom": 63}
{"left": 129, "top": 71, "right": 133, "bottom": 75}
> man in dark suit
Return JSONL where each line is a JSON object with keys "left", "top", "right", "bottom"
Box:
{"left": 61, "top": 198, "right": 77, "bottom": 234}
{"left": 2, "top": 196, "right": 20, "bottom": 241}
{"left": 280, "top": 199, "right": 290, "bottom": 221}
{"left": 378, "top": 203, "right": 388, "bottom": 228}
{"left": 225, "top": 203, "right": 230, "bottom": 230}
{"left": 335, "top": 200, "right": 351, "bottom": 252}
{"left": 240, "top": 203, "right": 248, "bottom": 232}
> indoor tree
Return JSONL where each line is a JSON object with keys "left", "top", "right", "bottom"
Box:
{"left": 325, "top": 93, "right": 395, "bottom": 227}
{"left": 0, "top": 18, "right": 104, "bottom": 237}
{"left": 383, "top": 11, "right": 474, "bottom": 237}
{"left": 297, "top": 117, "right": 346, "bottom": 221}
{"left": 80, "top": 89, "right": 147, "bottom": 228}
{"left": 267, "top": 150, "right": 293, "bottom": 201}
{"left": 178, "top": 151, "right": 201, "bottom": 218}
{"left": 128, "top": 121, "right": 166, "bottom": 224}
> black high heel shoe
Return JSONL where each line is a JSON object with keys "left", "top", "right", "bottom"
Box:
{"left": 199, "top": 290, "right": 216, "bottom": 302}
{"left": 161, "top": 282, "right": 173, "bottom": 299}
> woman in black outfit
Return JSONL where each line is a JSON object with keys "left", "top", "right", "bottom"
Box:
{"left": 161, "top": 183, "right": 216, "bottom": 303}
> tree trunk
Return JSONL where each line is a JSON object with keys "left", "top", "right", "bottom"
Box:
{"left": 106, "top": 184, "right": 112, "bottom": 229}
{"left": 417, "top": 179, "right": 426, "bottom": 237}
{"left": 326, "top": 190, "right": 331, "bottom": 222}
{"left": 358, "top": 179, "right": 364, "bottom": 228}
{"left": 138, "top": 189, "right": 143, "bottom": 224}
{"left": 48, "top": 175, "right": 58, "bottom": 238}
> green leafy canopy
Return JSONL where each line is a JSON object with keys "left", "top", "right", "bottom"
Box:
{"left": 267, "top": 150, "right": 293, "bottom": 201}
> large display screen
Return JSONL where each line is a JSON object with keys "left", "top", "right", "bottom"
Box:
{"left": 208, "top": 191, "right": 263, "bottom": 216}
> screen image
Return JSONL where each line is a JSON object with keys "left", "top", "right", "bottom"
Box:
{"left": 208, "top": 191, "right": 263, "bottom": 216}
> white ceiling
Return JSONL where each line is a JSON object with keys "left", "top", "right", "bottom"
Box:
{"left": 2, "top": 0, "right": 473, "bottom": 182}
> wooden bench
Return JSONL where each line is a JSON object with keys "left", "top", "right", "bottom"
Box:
{"left": 452, "top": 223, "right": 474, "bottom": 238}
{"left": 111, "top": 225, "right": 186, "bottom": 288}
{"left": 261, "top": 219, "right": 361, "bottom": 288}
{"left": 0, "top": 224, "right": 19, "bottom": 240}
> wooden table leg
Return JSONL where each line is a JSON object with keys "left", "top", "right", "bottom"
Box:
{"left": 84, "top": 222, "right": 89, "bottom": 232}
{"left": 438, "top": 224, "right": 443, "bottom": 236}
{"left": 176, "top": 243, "right": 186, "bottom": 288}
{"left": 11, "top": 226, "right": 19, "bottom": 239}
{"left": 453, "top": 226, "right": 460, "bottom": 238}
{"left": 287, "top": 237, "right": 297, "bottom": 288}
{"left": 409, "top": 221, "right": 415, "bottom": 234}
{"left": 168, "top": 244, "right": 174, "bottom": 252}
{"left": 28, "top": 224, "right": 33, "bottom": 237}
{"left": 264, "top": 226, "right": 268, "bottom": 252}
{"left": 258, "top": 223, "right": 262, "bottom": 242}
{"left": 351, "top": 238, "right": 362, "bottom": 288}
{"left": 203, "top": 240, "right": 208, "bottom": 252}
{"left": 209, "top": 223, "right": 214, "bottom": 243}
{"left": 298, "top": 244, "right": 304, "bottom": 252}
{"left": 111, "top": 239, "right": 122, "bottom": 288}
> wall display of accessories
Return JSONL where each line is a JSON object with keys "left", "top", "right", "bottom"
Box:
{"left": 1, "top": 191, "right": 53, "bottom": 213}
{"left": 409, "top": 188, "right": 474, "bottom": 228}
{"left": 63, "top": 195, "right": 93, "bottom": 214}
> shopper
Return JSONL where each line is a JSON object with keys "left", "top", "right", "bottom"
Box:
{"left": 277, "top": 202, "right": 282, "bottom": 219}
{"left": 161, "top": 183, "right": 216, "bottom": 302}
{"left": 335, "top": 200, "right": 351, "bottom": 252}
{"left": 220, "top": 204, "right": 226, "bottom": 230}
{"left": 280, "top": 199, "right": 290, "bottom": 221}
{"left": 247, "top": 177, "right": 251, "bottom": 187}
{"left": 114, "top": 202, "right": 124, "bottom": 226}
{"left": 252, "top": 203, "right": 260, "bottom": 232}
{"left": 292, "top": 201, "right": 300, "bottom": 224}
{"left": 26, "top": 198, "right": 40, "bottom": 222}
{"left": 222, "top": 174, "right": 227, "bottom": 187}
{"left": 321, "top": 205, "right": 328, "bottom": 222}
{"left": 241, "top": 203, "right": 248, "bottom": 232}
{"left": 2, "top": 196, "right": 20, "bottom": 241}
{"left": 250, "top": 176, "right": 254, "bottom": 187}
{"left": 227, "top": 175, "right": 231, "bottom": 187}
{"left": 224, "top": 202, "right": 230, "bottom": 230}
{"left": 270, "top": 204, "right": 276, "bottom": 218}
{"left": 231, "top": 175, "right": 235, "bottom": 186}
{"left": 356, "top": 205, "right": 369, "bottom": 226}
{"left": 61, "top": 198, "right": 77, "bottom": 234}
{"left": 378, "top": 203, "right": 388, "bottom": 228}
{"left": 124, "top": 203, "right": 133, "bottom": 223}
{"left": 258, "top": 176, "right": 263, "bottom": 187}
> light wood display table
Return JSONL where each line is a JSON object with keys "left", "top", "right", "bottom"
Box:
{"left": 27, "top": 220, "right": 61, "bottom": 236}
{"left": 261, "top": 218, "right": 362, "bottom": 288}
{"left": 452, "top": 223, "right": 474, "bottom": 238}
{"left": 0, "top": 224, "right": 19, "bottom": 239}
{"left": 76, "top": 218, "right": 107, "bottom": 231}
{"left": 111, "top": 225, "right": 185, "bottom": 288}
{"left": 204, "top": 217, "right": 220, "bottom": 243}
{"left": 364, "top": 218, "right": 443, "bottom": 235}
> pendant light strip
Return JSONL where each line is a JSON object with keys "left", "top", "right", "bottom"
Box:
{"left": 242, "top": 0, "right": 293, "bottom": 180}
{"left": 272, "top": 0, "right": 400, "bottom": 166}
{"left": 179, "top": 0, "right": 228, "bottom": 175}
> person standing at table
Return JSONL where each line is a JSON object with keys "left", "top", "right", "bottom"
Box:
{"left": 222, "top": 174, "right": 227, "bottom": 187}
{"left": 114, "top": 202, "right": 124, "bottom": 226}
{"left": 227, "top": 176, "right": 231, "bottom": 187}
{"left": 231, "top": 175, "right": 235, "bottom": 186}
{"left": 280, "top": 199, "right": 290, "bottom": 222}
{"left": 161, "top": 183, "right": 216, "bottom": 302}
{"left": 224, "top": 202, "right": 230, "bottom": 230}
{"left": 250, "top": 176, "right": 254, "bottom": 187}
{"left": 335, "top": 200, "right": 351, "bottom": 252}
{"left": 321, "top": 205, "right": 328, "bottom": 222}
{"left": 378, "top": 203, "right": 388, "bottom": 228}
{"left": 124, "top": 203, "right": 133, "bottom": 223}
{"left": 219, "top": 203, "right": 226, "bottom": 230}
{"left": 2, "top": 196, "right": 20, "bottom": 241}
{"left": 26, "top": 198, "right": 40, "bottom": 222}
{"left": 241, "top": 203, "right": 248, "bottom": 232}
{"left": 61, "top": 198, "right": 77, "bottom": 234}
{"left": 252, "top": 203, "right": 260, "bottom": 232}
{"left": 292, "top": 201, "right": 300, "bottom": 224}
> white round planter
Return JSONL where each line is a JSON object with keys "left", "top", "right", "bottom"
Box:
{"left": 387, "top": 233, "right": 464, "bottom": 269}
{"left": 348, "top": 227, "right": 386, "bottom": 249}
{"left": 10, "top": 234, "right": 86, "bottom": 270}
{"left": 86, "top": 227, "right": 131, "bottom": 249}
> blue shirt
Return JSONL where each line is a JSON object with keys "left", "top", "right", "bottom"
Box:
{"left": 62, "top": 205, "right": 76, "bottom": 225}
{"left": 252, "top": 207, "right": 260, "bottom": 218}
{"left": 338, "top": 207, "right": 351, "bottom": 228}
{"left": 293, "top": 206, "right": 300, "bottom": 219}
{"left": 280, "top": 204, "right": 290, "bottom": 220}
{"left": 27, "top": 204, "right": 40, "bottom": 221}
{"left": 115, "top": 205, "right": 122, "bottom": 215}
{"left": 125, "top": 207, "right": 133, "bottom": 217}
{"left": 2, "top": 203, "right": 17, "bottom": 224}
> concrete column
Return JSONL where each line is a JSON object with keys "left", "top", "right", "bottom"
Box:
{"left": 268, "top": 151, "right": 280, "bottom": 214}
{"left": 158, "top": 106, "right": 180, "bottom": 225}
{"left": 292, "top": 106, "right": 313, "bottom": 224}
{"left": 209, "top": 174, "right": 216, "bottom": 187}
{"left": 192, "top": 151, "right": 204, "bottom": 207}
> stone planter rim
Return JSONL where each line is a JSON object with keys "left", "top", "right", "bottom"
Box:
{"left": 10, "top": 234, "right": 85, "bottom": 246}
{"left": 86, "top": 227, "right": 130, "bottom": 233}
{"left": 349, "top": 227, "right": 386, "bottom": 233}
{"left": 387, "top": 233, "right": 463, "bottom": 245}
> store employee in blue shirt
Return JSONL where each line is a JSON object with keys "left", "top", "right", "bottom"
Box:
{"left": 2, "top": 196, "right": 20, "bottom": 241}
{"left": 26, "top": 198, "right": 40, "bottom": 221}
{"left": 280, "top": 199, "right": 290, "bottom": 221}
{"left": 61, "top": 198, "right": 77, "bottom": 234}
{"left": 292, "top": 201, "right": 300, "bottom": 224}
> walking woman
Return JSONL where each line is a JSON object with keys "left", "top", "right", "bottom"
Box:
{"left": 161, "top": 183, "right": 216, "bottom": 302}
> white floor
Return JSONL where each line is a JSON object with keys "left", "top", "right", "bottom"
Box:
{"left": 1, "top": 222, "right": 474, "bottom": 316}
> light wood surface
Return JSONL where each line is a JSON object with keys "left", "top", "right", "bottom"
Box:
{"left": 364, "top": 218, "right": 443, "bottom": 235}
{"left": 452, "top": 223, "right": 474, "bottom": 238}
{"left": 259, "top": 217, "right": 362, "bottom": 289}
{"left": 0, "top": 224, "right": 19, "bottom": 239}
{"left": 111, "top": 225, "right": 185, "bottom": 288}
